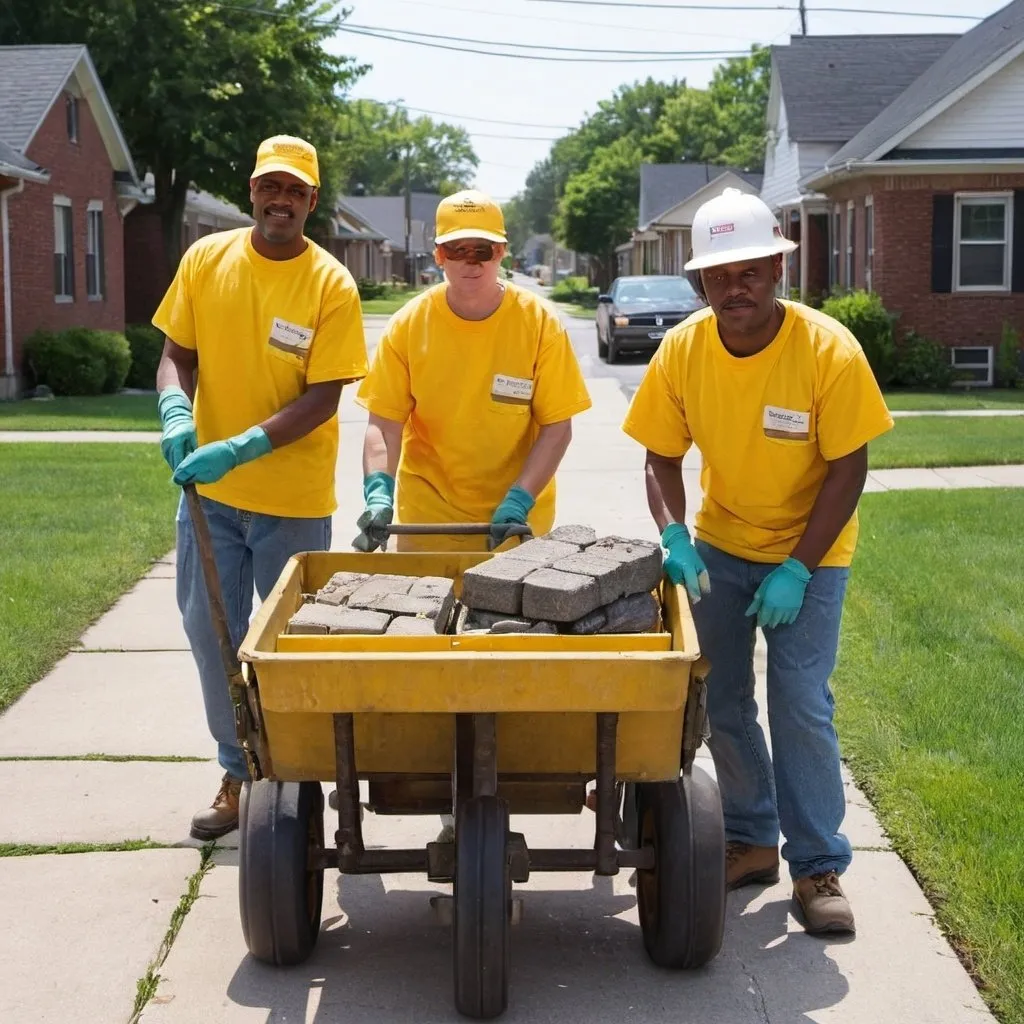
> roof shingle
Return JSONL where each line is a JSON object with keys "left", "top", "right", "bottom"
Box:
{"left": 0, "top": 45, "right": 84, "bottom": 151}
{"left": 639, "top": 163, "right": 763, "bottom": 228}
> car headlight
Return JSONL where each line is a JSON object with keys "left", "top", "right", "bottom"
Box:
{"left": 613, "top": 315, "right": 629, "bottom": 327}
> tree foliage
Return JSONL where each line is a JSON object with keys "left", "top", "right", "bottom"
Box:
{"left": 2, "top": 0, "right": 366, "bottom": 267}
{"left": 336, "top": 99, "right": 477, "bottom": 197}
{"left": 504, "top": 47, "right": 772, "bottom": 280}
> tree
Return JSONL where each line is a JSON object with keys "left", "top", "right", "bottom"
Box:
{"left": 1, "top": 0, "right": 366, "bottom": 269}
{"left": 336, "top": 100, "right": 477, "bottom": 196}
{"left": 556, "top": 137, "right": 641, "bottom": 287}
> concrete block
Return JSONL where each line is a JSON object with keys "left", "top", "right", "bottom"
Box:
{"left": 347, "top": 574, "right": 414, "bottom": 609}
{"left": 286, "top": 604, "right": 335, "bottom": 634}
{"left": 327, "top": 609, "right": 391, "bottom": 635}
{"left": 461, "top": 559, "right": 536, "bottom": 615}
{"left": 501, "top": 538, "right": 580, "bottom": 566}
{"left": 488, "top": 618, "right": 534, "bottom": 634}
{"left": 530, "top": 621, "right": 559, "bottom": 634}
{"left": 316, "top": 571, "right": 370, "bottom": 606}
{"left": 409, "top": 576, "right": 456, "bottom": 631}
{"left": 371, "top": 593, "right": 444, "bottom": 618}
{"left": 589, "top": 538, "right": 662, "bottom": 595}
{"left": 550, "top": 551, "right": 626, "bottom": 606}
{"left": 543, "top": 524, "right": 598, "bottom": 547}
{"left": 386, "top": 616, "right": 439, "bottom": 636}
{"left": 569, "top": 593, "right": 660, "bottom": 635}
{"left": 455, "top": 607, "right": 505, "bottom": 633}
{"left": 521, "top": 568, "right": 602, "bottom": 623}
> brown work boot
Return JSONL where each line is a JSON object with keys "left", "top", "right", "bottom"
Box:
{"left": 726, "top": 841, "right": 780, "bottom": 890}
{"left": 793, "top": 871, "right": 856, "bottom": 935}
{"left": 190, "top": 773, "right": 242, "bottom": 840}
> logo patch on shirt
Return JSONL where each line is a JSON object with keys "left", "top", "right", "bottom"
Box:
{"left": 763, "top": 405, "right": 810, "bottom": 440}
{"left": 491, "top": 374, "right": 534, "bottom": 406}
{"left": 268, "top": 317, "right": 314, "bottom": 358}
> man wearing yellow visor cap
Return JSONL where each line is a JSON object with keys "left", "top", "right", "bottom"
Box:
{"left": 153, "top": 135, "right": 368, "bottom": 839}
{"left": 354, "top": 189, "right": 592, "bottom": 554}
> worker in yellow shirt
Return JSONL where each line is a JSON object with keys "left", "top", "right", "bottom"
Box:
{"left": 353, "top": 189, "right": 592, "bottom": 554}
{"left": 153, "top": 135, "right": 369, "bottom": 840}
{"left": 623, "top": 188, "right": 893, "bottom": 936}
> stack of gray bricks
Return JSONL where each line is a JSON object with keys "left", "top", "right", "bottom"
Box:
{"left": 459, "top": 525, "right": 663, "bottom": 635}
{"left": 287, "top": 571, "right": 456, "bottom": 636}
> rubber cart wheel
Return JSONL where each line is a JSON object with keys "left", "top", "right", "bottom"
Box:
{"left": 453, "top": 795, "right": 511, "bottom": 1019}
{"left": 238, "top": 780, "right": 325, "bottom": 966}
{"left": 635, "top": 765, "right": 726, "bottom": 969}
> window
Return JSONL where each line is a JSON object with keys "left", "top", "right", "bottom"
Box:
{"left": 830, "top": 207, "right": 841, "bottom": 290}
{"left": 951, "top": 346, "right": 994, "bottom": 387}
{"left": 66, "top": 95, "right": 79, "bottom": 143}
{"left": 845, "top": 201, "right": 856, "bottom": 289}
{"left": 53, "top": 198, "right": 74, "bottom": 300}
{"left": 865, "top": 197, "right": 875, "bottom": 292}
{"left": 86, "top": 202, "right": 105, "bottom": 299}
{"left": 954, "top": 194, "right": 1012, "bottom": 291}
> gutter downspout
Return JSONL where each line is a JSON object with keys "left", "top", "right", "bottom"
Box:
{"left": 1, "top": 179, "right": 25, "bottom": 391}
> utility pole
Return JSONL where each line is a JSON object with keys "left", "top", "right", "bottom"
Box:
{"left": 549, "top": 176, "right": 559, "bottom": 288}
{"left": 799, "top": 0, "right": 807, "bottom": 35}
{"left": 403, "top": 145, "right": 412, "bottom": 286}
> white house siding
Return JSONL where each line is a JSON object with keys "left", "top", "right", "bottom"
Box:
{"left": 798, "top": 142, "right": 842, "bottom": 182}
{"left": 901, "top": 51, "right": 1024, "bottom": 150}
{"left": 760, "top": 97, "right": 801, "bottom": 212}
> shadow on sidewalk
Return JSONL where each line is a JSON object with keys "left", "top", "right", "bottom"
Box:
{"left": 222, "top": 865, "right": 849, "bottom": 1022}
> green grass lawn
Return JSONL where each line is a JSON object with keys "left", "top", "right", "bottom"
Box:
{"left": 556, "top": 302, "right": 597, "bottom": 320}
{"left": 884, "top": 389, "right": 1024, "bottom": 411}
{"left": 0, "top": 444, "right": 177, "bottom": 712}
{"left": 836, "top": 489, "right": 1024, "bottom": 1023}
{"left": 0, "top": 394, "right": 160, "bottom": 431}
{"left": 870, "top": 415, "right": 1024, "bottom": 469}
{"left": 360, "top": 287, "right": 425, "bottom": 315}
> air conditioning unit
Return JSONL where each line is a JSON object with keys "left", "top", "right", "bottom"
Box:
{"left": 951, "top": 346, "right": 993, "bottom": 387}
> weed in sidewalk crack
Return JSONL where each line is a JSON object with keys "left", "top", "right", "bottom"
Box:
{"left": 129, "top": 843, "right": 215, "bottom": 1023}
{"left": 0, "top": 754, "right": 211, "bottom": 763}
{"left": 0, "top": 839, "right": 168, "bottom": 857}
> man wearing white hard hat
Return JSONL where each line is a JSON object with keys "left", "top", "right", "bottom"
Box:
{"left": 623, "top": 187, "right": 893, "bottom": 935}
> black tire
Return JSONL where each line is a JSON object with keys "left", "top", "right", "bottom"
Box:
{"left": 635, "top": 766, "right": 726, "bottom": 969}
{"left": 453, "top": 796, "right": 510, "bottom": 1019}
{"left": 238, "top": 780, "right": 325, "bottom": 966}
{"left": 597, "top": 327, "right": 608, "bottom": 360}
{"left": 606, "top": 335, "right": 620, "bottom": 364}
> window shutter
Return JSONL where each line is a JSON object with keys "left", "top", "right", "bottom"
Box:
{"left": 931, "top": 194, "right": 954, "bottom": 293}
{"left": 1013, "top": 190, "right": 1024, "bottom": 293}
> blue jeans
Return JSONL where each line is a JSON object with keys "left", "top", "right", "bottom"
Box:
{"left": 690, "top": 540, "right": 852, "bottom": 880}
{"left": 175, "top": 493, "right": 332, "bottom": 780}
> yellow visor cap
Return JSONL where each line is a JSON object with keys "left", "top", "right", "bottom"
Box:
{"left": 435, "top": 189, "right": 507, "bottom": 245}
{"left": 251, "top": 135, "right": 320, "bottom": 188}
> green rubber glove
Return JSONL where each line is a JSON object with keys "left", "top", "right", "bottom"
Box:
{"left": 745, "top": 557, "right": 811, "bottom": 629}
{"left": 157, "top": 386, "right": 197, "bottom": 471}
{"left": 489, "top": 485, "right": 535, "bottom": 549}
{"left": 661, "top": 523, "right": 711, "bottom": 604}
{"left": 353, "top": 471, "right": 395, "bottom": 552}
{"left": 172, "top": 426, "right": 272, "bottom": 486}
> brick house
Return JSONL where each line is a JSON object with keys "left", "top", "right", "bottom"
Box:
{"left": 621, "top": 164, "right": 763, "bottom": 278}
{"left": 763, "top": 0, "right": 1024, "bottom": 381}
{"left": 0, "top": 45, "right": 143, "bottom": 399}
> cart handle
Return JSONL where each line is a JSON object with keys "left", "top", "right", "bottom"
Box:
{"left": 383, "top": 523, "right": 533, "bottom": 538}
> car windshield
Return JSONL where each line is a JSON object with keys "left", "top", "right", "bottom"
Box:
{"left": 614, "top": 277, "right": 697, "bottom": 304}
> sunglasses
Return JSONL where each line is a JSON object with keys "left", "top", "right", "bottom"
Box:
{"left": 441, "top": 241, "right": 497, "bottom": 263}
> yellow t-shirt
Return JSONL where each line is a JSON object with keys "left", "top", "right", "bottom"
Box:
{"left": 153, "top": 228, "right": 368, "bottom": 517}
{"left": 622, "top": 301, "right": 893, "bottom": 567}
{"left": 356, "top": 282, "right": 592, "bottom": 550}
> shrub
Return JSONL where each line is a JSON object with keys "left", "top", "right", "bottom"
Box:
{"left": 892, "top": 331, "right": 954, "bottom": 389}
{"left": 550, "top": 275, "right": 598, "bottom": 307}
{"left": 820, "top": 290, "right": 897, "bottom": 385}
{"left": 124, "top": 324, "right": 164, "bottom": 390}
{"left": 23, "top": 328, "right": 131, "bottom": 396}
{"left": 356, "top": 277, "right": 387, "bottom": 300}
{"left": 995, "top": 321, "right": 1022, "bottom": 389}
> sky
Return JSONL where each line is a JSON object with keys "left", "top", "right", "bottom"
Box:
{"left": 327, "top": 0, "right": 1006, "bottom": 201}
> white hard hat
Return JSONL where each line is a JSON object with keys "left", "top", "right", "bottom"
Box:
{"left": 685, "top": 187, "right": 797, "bottom": 272}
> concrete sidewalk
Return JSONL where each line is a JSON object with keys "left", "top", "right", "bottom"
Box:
{"left": 0, "top": 379, "right": 1000, "bottom": 1024}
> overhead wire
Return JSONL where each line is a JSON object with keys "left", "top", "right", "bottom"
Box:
{"left": 521, "top": 0, "right": 981, "bottom": 18}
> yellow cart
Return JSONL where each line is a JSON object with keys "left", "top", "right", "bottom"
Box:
{"left": 185, "top": 491, "right": 726, "bottom": 1020}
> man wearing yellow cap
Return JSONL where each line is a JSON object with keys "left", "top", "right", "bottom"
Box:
{"left": 623, "top": 188, "right": 893, "bottom": 935}
{"left": 353, "top": 189, "right": 592, "bottom": 554}
{"left": 153, "top": 135, "right": 368, "bottom": 839}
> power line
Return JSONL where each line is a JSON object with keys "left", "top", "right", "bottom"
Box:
{"left": 337, "top": 25, "right": 748, "bottom": 61}
{"left": 402, "top": 106, "right": 576, "bottom": 130}
{"left": 343, "top": 20, "right": 751, "bottom": 56}
{"left": 523, "top": 0, "right": 981, "bottom": 17}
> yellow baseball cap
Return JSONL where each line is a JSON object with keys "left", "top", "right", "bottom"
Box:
{"left": 435, "top": 189, "right": 507, "bottom": 245}
{"left": 250, "top": 135, "right": 320, "bottom": 188}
